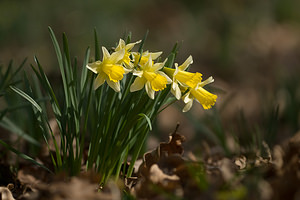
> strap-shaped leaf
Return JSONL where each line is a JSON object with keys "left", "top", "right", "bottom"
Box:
{"left": 10, "top": 86, "right": 42, "bottom": 113}
{"left": 0, "top": 117, "right": 40, "bottom": 146}
{"left": 138, "top": 113, "right": 152, "bottom": 131}
{"left": 0, "top": 139, "right": 52, "bottom": 173}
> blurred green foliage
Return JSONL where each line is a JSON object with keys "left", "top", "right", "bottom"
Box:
{"left": 2, "top": 0, "right": 300, "bottom": 73}
{"left": 1, "top": 0, "right": 300, "bottom": 157}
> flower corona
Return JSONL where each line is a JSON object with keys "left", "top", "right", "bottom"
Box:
{"left": 86, "top": 37, "right": 217, "bottom": 111}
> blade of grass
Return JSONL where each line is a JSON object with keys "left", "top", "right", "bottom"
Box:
{"left": 0, "top": 139, "right": 52, "bottom": 173}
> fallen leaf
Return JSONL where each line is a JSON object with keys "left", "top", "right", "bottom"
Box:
{"left": 234, "top": 155, "right": 247, "bottom": 170}
{"left": 0, "top": 186, "right": 15, "bottom": 200}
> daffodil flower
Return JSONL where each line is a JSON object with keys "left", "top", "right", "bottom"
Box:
{"left": 132, "top": 51, "right": 162, "bottom": 66}
{"left": 164, "top": 55, "right": 202, "bottom": 99}
{"left": 182, "top": 76, "right": 217, "bottom": 112}
{"left": 130, "top": 56, "right": 172, "bottom": 99}
{"left": 86, "top": 47, "right": 126, "bottom": 92}
{"left": 115, "top": 39, "right": 141, "bottom": 69}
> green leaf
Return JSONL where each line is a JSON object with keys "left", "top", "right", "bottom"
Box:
{"left": 31, "top": 58, "right": 61, "bottom": 116}
{"left": 94, "top": 28, "right": 100, "bottom": 60}
{"left": 138, "top": 30, "right": 149, "bottom": 53}
{"left": 0, "top": 59, "right": 25, "bottom": 92}
{"left": 12, "top": 58, "right": 27, "bottom": 78}
{"left": 80, "top": 48, "right": 91, "bottom": 93}
{"left": 0, "top": 139, "right": 52, "bottom": 173}
{"left": 164, "top": 43, "right": 178, "bottom": 68}
{"left": 126, "top": 32, "right": 132, "bottom": 44}
{"left": 138, "top": 113, "right": 152, "bottom": 131}
{"left": 10, "top": 86, "right": 42, "bottom": 113}
{"left": 48, "top": 26, "right": 70, "bottom": 108}
{"left": 157, "top": 96, "right": 177, "bottom": 114}
{"left": 0, "top": 117, "right": 40, "bottom": 146}
{"left": 63, "top": 33, "right": 71, "bottom": 66}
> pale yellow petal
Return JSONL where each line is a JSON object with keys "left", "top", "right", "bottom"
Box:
{"left": 125, "top": 40, "right": 141, "bottom": 51}
{"left": 132, "top": 70, "right": 143, "bottom": 77}
{"left": 102, "top": 47, "right": 110, "bottom": 61}
{"left": 123, "top": 67, "right": 132, "bottom": 74}
{"left": 86, "top": 61, "right": 101, "bottom": 74}
{"left": 94, "top": 73, "right": 106, "bottom": 89}
{"left": 182, "top": 92, "right": 193, "bottom": 111}
{"left": 115, "top": 39, "right": 126, "bottom": 51}
{"left": 145, "top": 81, "right": 155, "bottom": 99}
{"left": 173, "top": 64, "right": 179, "bottom": 76}
{"left": 109, "top": 49, "right": 125, "bottom": 63}
{"left": 183, "top": 92, "right": 192, "bottom": 103}
{"left": 197, "top": 76, "right": 214, "bottom": 88}
{"left": 171, "top": 83, "right": 181, "bottom": 100}
{"left": 152, "top": 58, "right": 167, "bottom": 71}
{"left": 106, "top": 79, "right": 120, "bottom": 92}
{"left": 179, "top": 55, "right": 193, "bottom": 71}
{"left": 130, "top": 77, "right": 146, "bottom": 92}
{"left": 157, "top": 71, "right": 172, "bottom": 84}
{"left": 143, "top": 56, "right": 153, "bottom": 70}
{"left": 183, "top": 99, "right": 193, "bottom": 112}
{"left": 149, "top": 51, "right": 163, "bottom": 60}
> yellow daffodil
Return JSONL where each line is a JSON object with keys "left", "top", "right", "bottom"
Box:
{"left": 182, "top": 76, "right": 217, "bottom": 112}
{"left": 86, "top": 47, "right": 126, "bottom": 92}
{"left": 163, "top": 55, "right": 202, "bottom": 99}
{"left": 130, "top": 56, "right": 172, "bottom": 99}
{"left": 132, "top": 51, "right": 162, "bottom": 66}
{"left": 115, "top": 39, "right": 141, "bottom": 69}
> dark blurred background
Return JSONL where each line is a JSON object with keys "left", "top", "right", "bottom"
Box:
{"left": 1, "top": 0, "right": 300, "bottom": 151}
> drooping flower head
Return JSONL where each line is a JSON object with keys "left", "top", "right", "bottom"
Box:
{"left": 164, "top": 55, "right": 202, "bottom": 99}
{"left": 115, "top": 39, "right": 141, "bottom": 69}
{"left": 182, "top": 76, "right": 217, "bottom": 112}
{"left": 130, "top": 56, "right": 172, "bottom": 99}
{"left": 86, "top": 47, "right": 126, "bottom": 92}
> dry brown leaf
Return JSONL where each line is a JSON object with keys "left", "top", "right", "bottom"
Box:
{"left": 133, "top": 127, "right": 188, "bottom": 199}
{"left": 149, "top": 164, "right": 180, "bottom": 184}
{"left": 158, "top": 132, "right": 185, "bottom": 157}
{"left": 234, "top": 155, "right": 247, "bottom": 170}
{"left": 0, "top": 186, "right": 15, "bottom": 200}
{"left": 23, "top": 177, "right": 120, "bottom": 200}
{"left": 139, "top": 127, "right": 186, "bottom": 178}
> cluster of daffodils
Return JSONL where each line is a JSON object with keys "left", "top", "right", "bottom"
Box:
{"left": 87, "top": 39, "right": 217, "bottom": 112}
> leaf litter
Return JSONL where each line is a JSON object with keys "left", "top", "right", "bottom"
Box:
{"left": 1, "top": 126, "right": 300, "bottom": 200}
